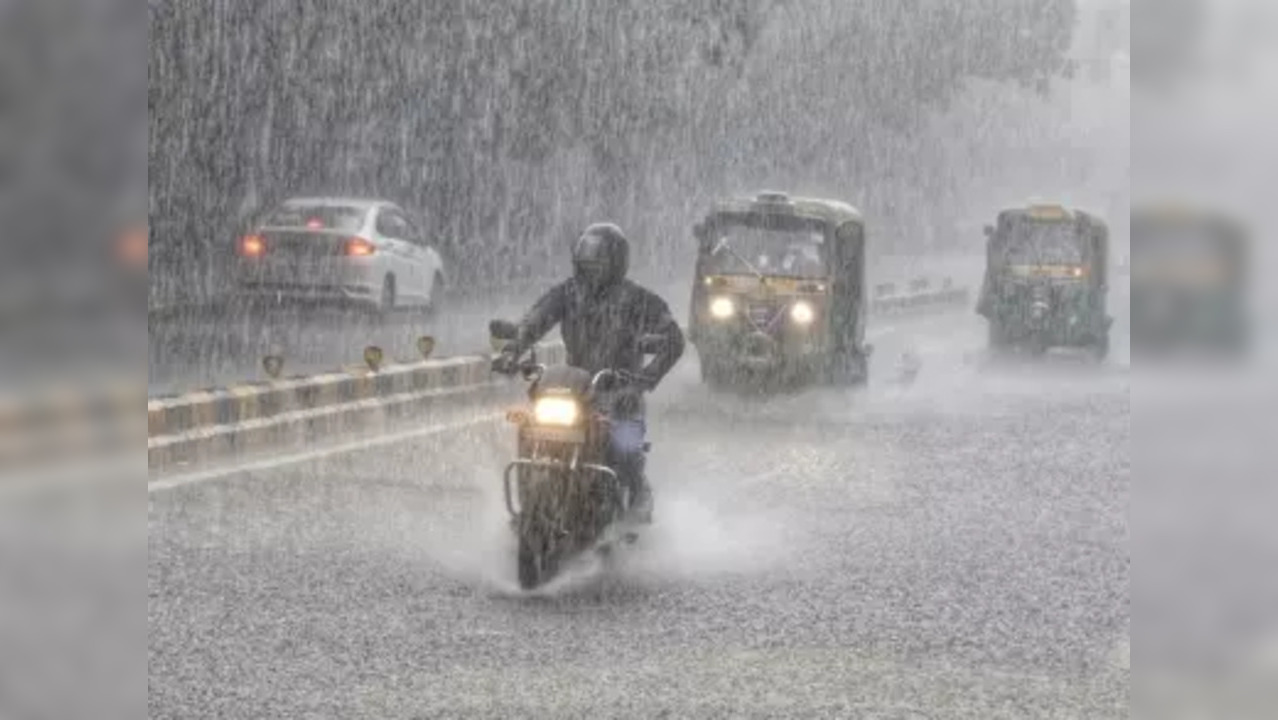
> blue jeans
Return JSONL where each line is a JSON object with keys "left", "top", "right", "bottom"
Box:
{"left": 603, "top": 400, "right": 647, "bottom": 500}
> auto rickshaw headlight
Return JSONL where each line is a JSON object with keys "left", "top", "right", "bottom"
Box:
{"left": 709, "top": 296, "right": 736, "bottom": 319}
{"left": 790, "top": 300, "right": 815, "bottom": 325}
{"left": 533, "top": 397, "right": 580, "bottom": 426}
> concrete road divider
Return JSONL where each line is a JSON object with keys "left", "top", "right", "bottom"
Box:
{"left": 147, "top": 276, "right": 971, "bottom": 475}
{"left": 148, "top": 342, "right": 566, "bottom": 473}
{"left": 871, "top": 280, "right": 969, "bottom": 316}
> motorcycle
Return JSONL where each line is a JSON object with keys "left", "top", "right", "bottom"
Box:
{"left": 489, "top": 320, "right": 661, "bottom": 590}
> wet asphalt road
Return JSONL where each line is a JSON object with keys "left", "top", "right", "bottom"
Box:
{"left": 148, "top": 311, "right": 1130, "bottom": 719}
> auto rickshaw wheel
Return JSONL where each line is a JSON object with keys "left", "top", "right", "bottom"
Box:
{"left": 1091, "top": 332, "right": 1110, "bottom": 361}
{"left": 700, "top": 358, "right": 732, "bottom": 389}
{"left": 1026, "top": 334, "right": 1050, "bottom": 357}
{"left": 827, "top": 352, "right": 868, "bottom": 387}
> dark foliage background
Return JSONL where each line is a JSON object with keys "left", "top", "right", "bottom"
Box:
{"left": 148, "top": 0, "right": 1077, "bottom": 306}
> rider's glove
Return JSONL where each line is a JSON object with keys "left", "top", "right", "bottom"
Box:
{"left": 630, "top": 371, "right": 658, "bottom": 393}
{"left": 491, "top": 350, "right": 520, "bottom": 375}
{"left": 614, "top": 386, "right": 644, "bottom": 416}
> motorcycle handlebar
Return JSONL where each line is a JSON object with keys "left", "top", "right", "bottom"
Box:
{"left": 492, "top": 357, "right": 647, "bottom": 393}
{"left": 590, "top": 369, "right": 634, "bottom": 394}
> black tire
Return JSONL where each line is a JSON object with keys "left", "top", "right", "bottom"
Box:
{"left": 1027, "top": 334, "right": 1049, "bottom": 357}
{"left": 425, "top": 271, "right": 445, "bottom": 314}
{"left": 827, "top": 352, "right": 868, "bottom": 387}
{"left": 700, "top": 358, "right": 731, "bottom": 389}
{"left": 1092, "top": 332, "right": 1110, "bottom": 361}
{"left": 516, "top": 531, "right": 561, "bottom": 591}
{"left": 848, "top": 353, "right": 869, "bottom": 386}
{"left": 379, "top": 275, "right": 397, "bottom": 316}
{"left": 516, "top": 536, "right": 540, "bottom": 590}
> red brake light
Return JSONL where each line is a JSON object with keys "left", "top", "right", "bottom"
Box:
{"left": 306, "top": 218, "right": 324, "bottom": 230}
{"left": 345, "top": 237, "right": 376, "bottom": 257}
{"left": 239, "top": 234, "right": 266, "bottom": 257}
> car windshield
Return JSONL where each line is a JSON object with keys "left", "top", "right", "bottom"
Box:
{"left": 704, "top": 224, "right": 828, "bottom": 278}
{"left": 265, "top": 205, "right": 367, "bottom": 233}
{"left": 1004, "top": 222, "right": 1084, "bottom": 265}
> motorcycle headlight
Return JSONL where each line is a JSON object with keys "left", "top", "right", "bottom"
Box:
{"left": 533, "top": 396, "right": 579, "bottom": 426}
{"left": 790, "top": 300, "right": 815, "bottom": 325}
{"left": 709, "top": 296, "right": 735, "bottom": 320}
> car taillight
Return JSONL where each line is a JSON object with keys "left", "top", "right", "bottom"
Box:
{"left": 239, "top": 234, "right": 266, "bottom": 257}
{"left": 345, "top": 237, "right": 376, "bottom": 256}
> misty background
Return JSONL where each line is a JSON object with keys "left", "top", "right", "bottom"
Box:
{"left": 147, "top": 0, "right": 1129, "bottom": 308}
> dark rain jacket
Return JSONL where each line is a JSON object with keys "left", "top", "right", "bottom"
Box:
{"left": 512, "top": 277, "right": 685, "bottom": 389}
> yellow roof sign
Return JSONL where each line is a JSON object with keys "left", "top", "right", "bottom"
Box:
{"left": 1026, "top": 204, "right": 1070, "bottom": 221}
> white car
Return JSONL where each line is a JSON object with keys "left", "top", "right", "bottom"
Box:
{"left": 234, "top": 197, "right": 446, "bottom": 313}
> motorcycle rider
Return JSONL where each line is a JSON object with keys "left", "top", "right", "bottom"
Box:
{"left": 492, "top": 223, "right": 685, "bottom": 522}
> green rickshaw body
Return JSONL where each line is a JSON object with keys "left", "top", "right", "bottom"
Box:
{"left": 978, "top": 204, "right": 1113, "bottom": 356}
{"left": 689, "top": 192, "right": 870, "bottom": 388}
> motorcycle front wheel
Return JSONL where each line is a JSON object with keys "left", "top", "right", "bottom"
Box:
{"left": 517, "top": 533, "right": 561, "bottom": 591}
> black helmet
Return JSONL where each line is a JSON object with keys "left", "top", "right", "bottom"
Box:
{"left": 572, "top": 223, "right": 629, "bottom": 292}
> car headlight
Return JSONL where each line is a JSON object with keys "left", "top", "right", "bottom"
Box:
{"left": 533, "top": 396, "right": 579, "bottom": 426}
{"left": 790, "top": 300, "right": 815, "bottom": 325}
{"left": 709, "top": 296, "right": 735, "bottom": 319}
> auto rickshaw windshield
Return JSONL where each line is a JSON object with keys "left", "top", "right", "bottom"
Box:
{"left": 704, "top": 223, "right": 829, "bottom": 279}
{"left": 1003, "top": 222, "right": 1084, "bottom": 265}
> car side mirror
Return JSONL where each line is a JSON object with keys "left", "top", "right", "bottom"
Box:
{"left": 983, "top": 225, "right": 995, "bottom": 239}
{"left": 637, "top": 334, "right": 666, "bottom": 355}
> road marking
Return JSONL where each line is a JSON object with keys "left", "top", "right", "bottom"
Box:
{"left": 148, "top": 411, "right": 503, "bottom": 493}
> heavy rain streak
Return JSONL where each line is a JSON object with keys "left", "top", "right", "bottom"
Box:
{"left": 79, "top": 0, "right": 1267, "bottom": 718}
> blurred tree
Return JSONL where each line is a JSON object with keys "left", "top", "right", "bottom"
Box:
{"left": 149, "top": 0, "right": 1077, "bottom": 298}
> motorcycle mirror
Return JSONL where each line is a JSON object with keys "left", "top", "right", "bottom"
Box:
{"left": 261, "top": 354, "right": 285, "bottom": 379}
{"left": 489, "top": 319, "right": 519, "bottom": 340}
{"left": 416, "top": 335, "right": 436, "bottom": 360}
{"left": 637, "top": 334, "right": 666, "bottom": 355}
{"left": 363, "top": 345, "right": 384, "bottom": 372}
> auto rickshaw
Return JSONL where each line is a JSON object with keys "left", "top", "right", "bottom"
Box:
{"left": 1130, "top": 204, "right": 1249, "bottom": 356}
{"left": 977, "top": 203, "right": 1113, "bottom": 358}
{"left": 688, "top": 191, "right": 870, "bottom": 388}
